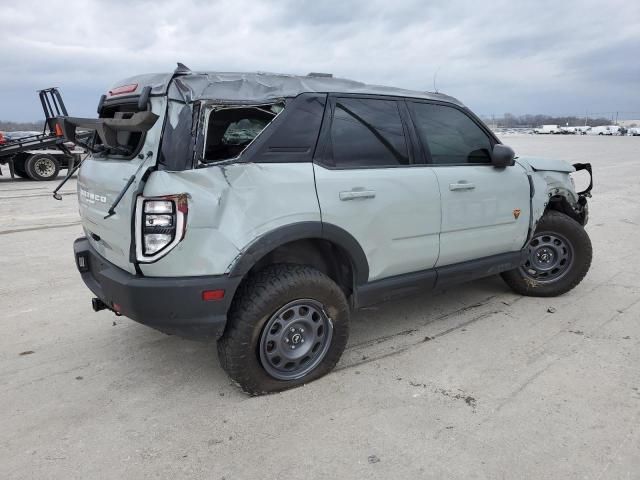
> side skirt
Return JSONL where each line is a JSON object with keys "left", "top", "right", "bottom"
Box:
{"left": 354, "top": 250, "right": 526, "bottom": 309}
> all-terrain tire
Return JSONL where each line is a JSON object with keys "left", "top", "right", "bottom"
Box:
{"left": 25, "top": 154, "right": 60, "bottom": 181}
{"left": 501, "top": 211, "right": 592, "bottom": 297}
{"left": 218, "top": 264, "right": 350, "bottom": 395}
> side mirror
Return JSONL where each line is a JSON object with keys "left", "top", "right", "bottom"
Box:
{"left": 491, "top": 144, "right": 515, "bottom": 167}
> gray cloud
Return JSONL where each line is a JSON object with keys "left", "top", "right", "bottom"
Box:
{"left": 1, "top": 0, "right": 638, "bottom": 121}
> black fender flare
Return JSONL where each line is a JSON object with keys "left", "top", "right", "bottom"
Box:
{"left": 227, "top": 221, "right": 369, "bottom": 285}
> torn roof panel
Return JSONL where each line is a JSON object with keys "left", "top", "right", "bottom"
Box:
{"left": 107, "top": 71, "right": 464, "bottom": 107}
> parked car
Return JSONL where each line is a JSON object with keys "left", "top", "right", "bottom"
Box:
{"left": 562, "top": 126, "right": 590, "bottom": 135}
{"left": 64, "top": 67, "right": 593, "bottom": 395}
{"left": 533, "top": 124, "right": 562, "bottom": 134}
{"left": 588, "top": 125, "right": 622, "bottom": 136}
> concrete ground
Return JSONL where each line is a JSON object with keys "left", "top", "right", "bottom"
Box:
{"left": 1, "top": 135, "right": 639, "bottom": 479}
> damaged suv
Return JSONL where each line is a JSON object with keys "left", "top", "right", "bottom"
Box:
{"left": 62, "top": 65, "right": 593, "bottom": 394}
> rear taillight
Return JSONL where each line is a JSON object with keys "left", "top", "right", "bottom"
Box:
{"left": 135, "top": 194, "right": 188, "bottom": 262}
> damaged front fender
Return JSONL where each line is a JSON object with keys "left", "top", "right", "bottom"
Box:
{"left": 517, "top": 157, "right": 592, "bottom": 233}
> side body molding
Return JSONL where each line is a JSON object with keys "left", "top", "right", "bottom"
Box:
{"left": 227, "top": 221, "right": 370, "bottom": 284}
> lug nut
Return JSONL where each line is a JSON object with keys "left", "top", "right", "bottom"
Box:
{"left": 301, "top": 339, "right": 305, "bottom": 343}
{"left": 290, "top": 327, "right": 295, "bottom": 332}
{"left": 300, "top": 328, "right": 304, "bottom": 333}
{"left": 284, "top": 338, "right": 289, "bottom": 343}
{"left": 290, "top": 345, "right": 295, "bottom": 350}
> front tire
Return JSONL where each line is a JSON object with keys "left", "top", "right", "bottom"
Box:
{"left": 501, "top": 211, "right": 592, "bottom": 297}
{"left": 25, "top": 154, "right": 60, "bottom": 181}
{"left": 218, "top": 264, "right": 350, "bottom": 395}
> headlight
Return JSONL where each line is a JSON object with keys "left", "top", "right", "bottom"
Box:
{"left": 135, "top": 195, "right": 188, "bottom": 262}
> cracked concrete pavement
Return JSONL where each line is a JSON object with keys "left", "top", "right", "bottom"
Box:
{"left": 0, "top": 135, "right": 639, "bottom": 479}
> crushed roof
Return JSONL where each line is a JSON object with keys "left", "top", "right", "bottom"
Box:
{"left": 109, "top": 71, "right": 464, "bottom": 106}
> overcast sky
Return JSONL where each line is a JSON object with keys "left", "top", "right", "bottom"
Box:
{"left": 1, "top": 0, "right": 639, "bottom": 121}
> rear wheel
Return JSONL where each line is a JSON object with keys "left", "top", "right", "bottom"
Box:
{"left": 25, "top": 154, "right": 60, "bottom": 181}
{"left": 218, "top": 264, "right": 350, "bottom": 395}
{"left": 501, "top": 211, "right": 592, "bottom": 297}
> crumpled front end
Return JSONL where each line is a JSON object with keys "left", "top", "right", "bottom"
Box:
{"left": 517, "top": 156, "right": 592, "bottom": 229}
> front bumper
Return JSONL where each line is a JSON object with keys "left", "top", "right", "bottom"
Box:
{"left": 73, "top": 237, "right": 241, "bottom": 340}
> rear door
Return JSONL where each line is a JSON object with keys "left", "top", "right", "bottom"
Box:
{"left": 313, "top": 96, "right": 441, "bottom": 281}
{"left": 407, "top": 101, "right": 530, "bottom": 266}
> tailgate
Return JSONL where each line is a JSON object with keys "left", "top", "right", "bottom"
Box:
{"left": 75, "top": 97, "right": 166, "bottom": 273}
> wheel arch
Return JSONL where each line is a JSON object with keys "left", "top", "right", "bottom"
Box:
{"left": 227, "top": 221, "right": 369, "bottom": 293}
{"left": 546, "top": 194, "right": 588, "bottom": 226}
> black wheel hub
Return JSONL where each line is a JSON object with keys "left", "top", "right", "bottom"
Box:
{"left": 259, "top": 299, "right": 333, "bottom": 380}
{"left": 521, "top": 232, "right": 574, "bottom": 283}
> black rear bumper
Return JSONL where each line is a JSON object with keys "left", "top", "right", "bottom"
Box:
{"left": 73, "top": 237, "right": 241, "bottom": 340}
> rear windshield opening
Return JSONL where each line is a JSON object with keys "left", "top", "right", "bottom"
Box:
{"left": 95, "top": 103, "right": 146, "bottom": 157}
{"left": 203, "top": 104, "right": 283, "bottom": 163}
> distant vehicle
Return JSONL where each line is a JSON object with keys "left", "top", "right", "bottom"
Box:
{"left": 588, "top": 125, "right": 622, "bottom": 136}
{"left": 533, "top": 124, "right": 562, "bottom": 134}
{"left": 0, "top": 89, "right": 87, "bottom": 181}
{"left": 562, "top": 126, "right": 590, "bottom": 135}
{"left": 627, "top": 127, "right": 640, "bottom": 136}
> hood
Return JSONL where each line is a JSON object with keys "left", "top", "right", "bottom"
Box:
{"left": 516, "top": 156, "right": 575, "bottom": 173}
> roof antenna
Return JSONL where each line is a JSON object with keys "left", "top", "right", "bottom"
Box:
{"left": 433, "top": 66, "right": 442, "bottom": 93}
{"left": 174, "top": 62, "right": 192, "bottom": 75}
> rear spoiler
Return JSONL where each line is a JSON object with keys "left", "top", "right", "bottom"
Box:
{"left": 57, "top": 111, "right": 159, "bottom": 151}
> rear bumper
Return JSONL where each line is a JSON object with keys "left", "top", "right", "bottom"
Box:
{"left": 73, "top": 237, "right": 241, "bottom": 340}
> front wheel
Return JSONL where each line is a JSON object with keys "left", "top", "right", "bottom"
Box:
{"left": 501, "top": 211, "right": 592, "bottom": 297}
{"left": 218, "top": 264, "right": 350, "bottom": 395}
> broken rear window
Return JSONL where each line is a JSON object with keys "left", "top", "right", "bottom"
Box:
{"left": 94, "top": 103, "right": 146, "bottom": 158}
{"left": 203, "top": 104, "right": 283, "bottom": 163}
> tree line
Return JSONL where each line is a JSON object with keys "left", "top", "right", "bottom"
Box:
{"left": 0, "top": 120, "right": 45, "bottom": 132}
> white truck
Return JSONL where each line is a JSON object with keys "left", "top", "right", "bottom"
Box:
{"left": 534, "top": 124, "right": 562, "bottom": 134}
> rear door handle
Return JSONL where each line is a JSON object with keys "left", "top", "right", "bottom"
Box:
{"left": 339, "top": 189, "right": 376, "bottom": 201}
{"left": 449, "top": 182, "right": 476, "bottom": 191}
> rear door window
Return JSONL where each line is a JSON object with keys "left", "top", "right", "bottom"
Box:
{"left": 327, "top": 98, "right": 409, "bottom": 168}
{"left": 409, "top": 102, "right": 493, "bottom": 165}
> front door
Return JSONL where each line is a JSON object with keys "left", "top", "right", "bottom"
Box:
{"left": 407, "top": 101, "right": 530, "bottom": 266}
{"left": 313, "top": 96, "right": 441, "bottom": 281}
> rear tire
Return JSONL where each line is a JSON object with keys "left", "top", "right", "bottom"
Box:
{"left": 218, "top": 264, "right": 350, "bottom": 395}
{"left": 25, "top": 154, "right": 60, "bottom": 181}
{"left": 501, "top": 211, "right": 592, "bottom": 297}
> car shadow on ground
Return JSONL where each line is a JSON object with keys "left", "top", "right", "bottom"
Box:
{"left": 106, "top": 275, "right": 514, "bottom": 397}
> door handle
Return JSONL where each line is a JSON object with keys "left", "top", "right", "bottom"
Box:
{"left": 339, "top": 189, "right": 376, "bottom": 201}
{"left": 449, "top": 182, "right": 476, "bottom": 191}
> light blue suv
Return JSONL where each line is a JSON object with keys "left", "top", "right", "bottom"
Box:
{"left": 63, "top": 65, "right": 593, "bottom": 394}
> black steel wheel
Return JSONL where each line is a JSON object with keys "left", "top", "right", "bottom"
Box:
{"left": 502, "top": 211, "right": 592, "bottom": 297}
{"left": 259, "top": 299, "right": 333, "bottom": 380}
{"left": 218, "top": 264, "right": 349, "bottom": 395}
{"left": 520, "top": 232, "right": 574, "bottom": 283}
